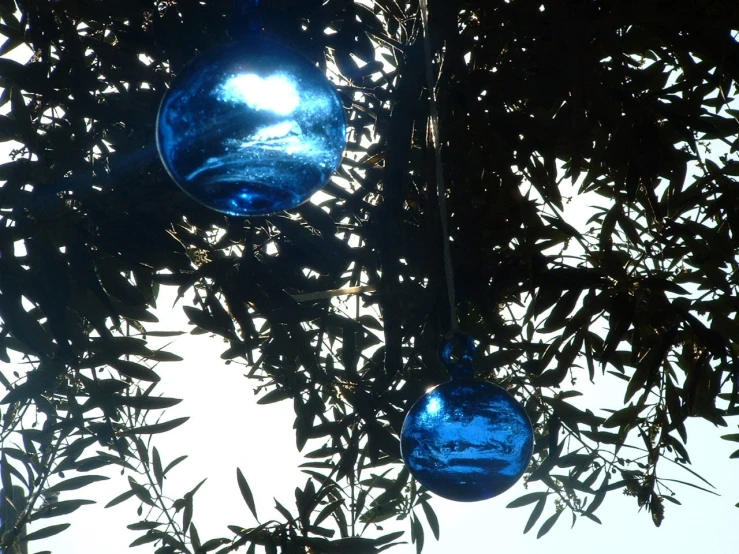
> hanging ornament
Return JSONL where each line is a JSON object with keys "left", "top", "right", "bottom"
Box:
{"left": 401, "top": 334, "right": 534, "bottom": 502}
{"left": 156, "top": 2, "right": 346, "bottom": 216}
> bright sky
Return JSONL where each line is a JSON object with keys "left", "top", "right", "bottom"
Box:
{"left": 1, "top": 9, "right": 739, "bottom": 554}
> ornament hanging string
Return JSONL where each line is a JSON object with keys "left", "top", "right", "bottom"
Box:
{"left": 419, "top": 0, "right": 458, "bottom": 333}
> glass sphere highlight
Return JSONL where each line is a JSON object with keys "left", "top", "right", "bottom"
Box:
{"left": 401, "top": 336, "right": 534, "bottom": 502}
{"left": 156, "top": 37, "right": 346, "bottom": 216}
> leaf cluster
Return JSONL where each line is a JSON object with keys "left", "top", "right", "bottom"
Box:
{"left": 0, "top": 0, "right": 738, "bottom": 551}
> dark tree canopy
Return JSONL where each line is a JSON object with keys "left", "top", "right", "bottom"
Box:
{"left": 1, "top": 0, "right": 739, "bottom": 552}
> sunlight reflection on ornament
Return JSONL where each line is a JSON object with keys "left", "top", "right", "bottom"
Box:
{"left": 219, "top": 74, "right": 300, "bottom": 115}
{"left": 156, "top": 37, "right": 346, "bottom": 216}
{"left": 401, "top": 336, "right": 534, "bottom": 502}
{"left": 427, "top": 396, "right": 443, "bottom": 416}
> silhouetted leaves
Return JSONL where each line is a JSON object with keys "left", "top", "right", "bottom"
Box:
{"left": 1, "top": 0, "right": 739, "bottom": 551}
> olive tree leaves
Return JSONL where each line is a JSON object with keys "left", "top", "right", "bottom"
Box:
{"left": 2, "top": 0, "right": 739, "bottom": 552}
{"left": 464, "top": 0, "right": 739, "bottom": 536}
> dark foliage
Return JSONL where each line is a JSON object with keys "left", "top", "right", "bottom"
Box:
{"left": 0, "top": 0, "right": 738, "bottom": 552}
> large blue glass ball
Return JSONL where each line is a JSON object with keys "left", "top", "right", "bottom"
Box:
{"left": 156, "top": 37, "right": 346, "bottom": 216}
{"left": 401, "top": 379, "right": 534, "bottom": 502}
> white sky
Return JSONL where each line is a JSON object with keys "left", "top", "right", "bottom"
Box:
{"left": 1, "top": 9, "right": 738, "bottom": 554}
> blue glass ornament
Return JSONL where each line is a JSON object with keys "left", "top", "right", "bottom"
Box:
{"left": 156, "top": 35, "right": 346, "bottom": 216}
{"left": 401, "top": 334, "right": 534, "bottom": 502}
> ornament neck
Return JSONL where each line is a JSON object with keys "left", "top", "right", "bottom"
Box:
{"left": 231, "top": 0, "right": 263, "bottom": 37}
{"left": 439, "top": 333, "right": 477, "bottom": 380}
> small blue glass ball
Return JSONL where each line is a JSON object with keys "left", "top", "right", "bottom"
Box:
{"left": 401, "top": 347, "right": 534, "bottom": 501}
{"left": 156, "top": 37, "right": 346, "bottom": 216}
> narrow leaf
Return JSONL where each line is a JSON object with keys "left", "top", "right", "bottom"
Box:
{"left": 375, "top": 531, "right": 405, "bottom": 546}
{"left": 537, "top": 510, "right": 563, "bottom": 539}
{"left": 421, "top": 500, "right": 439, "bottom": 540}
{"left": 274, "top": 500, "right": 293, "bottom": 522}
{"left": 201, "top": 538, "right": 230, "bottom": 552}
{"left": 313, "top": 499, "right": 343, "bottom": 527}
{"left": 524, "top": 498, "right": 546, "bottom": 534}
{"left": 257, "top": 388, "right": 292, "bottom": 405}
{"left": 153, "top": 447, "right": 164, "bottom": 488}
{"left": 236, "top": 468, "right": 258, "bottom": 520}
{"left": 109, "top": 359, "right": 160, "bottom": 382}
{"left": 22, "top": 523, "right": 71, "bottom": 542}
{"left": 190, "top": 522, "right": 201, "bottom": 551}
{"left": 183, "top": 494, "right": 194, "bottom": 531}
{"left": 44, "top": 475, "right": 109, "bottom": 494}
{"left": 123, "top": 417, "right": 189, "bottom": 435}
{"left": 116, "top": 396, "right": 182, "bottom": 410}
{"left": 129, "top": 478, "right": 156, "bottom": 506}
{"left": 29, "top": 499, "right": 95, "bottom": 521}
{"left": 507, "top": 492, "right": 547, "bottom": 509}
{"left": 163, "top": 455, "right": 188, "bottom": 475}
{"left": 105, "top": 489, "right": 135, "bottom": 508}
{"left": 411, "top": 514, "right": 424, "bottom": 554}
{"left": 129, "top": 533, "right": 159, "bottom": 547}
{"left": 660, "top": 478, "right": 719, "bottom": 496}
{"left": 143, "top": 349, "right": 183, "bottom": 362}
{"left": 127, "top": 521, "right": 163, "bottom": 531}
